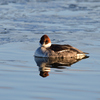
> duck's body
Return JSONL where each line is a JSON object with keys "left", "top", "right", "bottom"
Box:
{"left": 34, "top": 35, "right": 88, "bottom": 59}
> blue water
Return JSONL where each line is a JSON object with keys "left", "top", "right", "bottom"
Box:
{"left": 0, "top": 0, "right": 100, "bottom": 100}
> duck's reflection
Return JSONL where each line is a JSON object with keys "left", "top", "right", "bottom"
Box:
{"left": 34, "top": 56, "right": 89, "bottom": 78}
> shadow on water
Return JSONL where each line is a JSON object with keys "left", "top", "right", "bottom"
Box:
{"left": 34, "top": 56, "right": 89, "bottom": 78}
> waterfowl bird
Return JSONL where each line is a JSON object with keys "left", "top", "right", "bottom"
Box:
{"left": 34, "top": 34, "right": 88, "bottom": 59}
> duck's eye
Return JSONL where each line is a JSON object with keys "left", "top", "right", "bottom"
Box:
{"left": 45, "top": 40, "right": 48, "bottom": 44}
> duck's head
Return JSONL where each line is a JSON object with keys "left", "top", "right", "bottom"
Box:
{"left": 39, "top": 34, "right": 51, "bottom": 48}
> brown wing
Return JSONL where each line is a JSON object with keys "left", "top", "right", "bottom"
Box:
{"left": 48, "top": 44, "right": 84, "bottom": 54}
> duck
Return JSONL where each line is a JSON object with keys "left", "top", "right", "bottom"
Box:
{"left": 34, "top": 34, "right": 88, "bottom": 59}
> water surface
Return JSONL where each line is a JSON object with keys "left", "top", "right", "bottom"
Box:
{"left": 0, "top": 0, "right": 100, "bottom": 100}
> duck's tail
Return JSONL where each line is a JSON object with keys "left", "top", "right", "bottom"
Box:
{"left": 77, "top": 52, "right": 89, "bottom": 59}
{"left": 83, "top": 52, "right": 89, "bottom": 54}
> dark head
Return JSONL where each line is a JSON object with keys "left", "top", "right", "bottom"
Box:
{"left": 39, "top": 35, "right": 51, "bottom": 48}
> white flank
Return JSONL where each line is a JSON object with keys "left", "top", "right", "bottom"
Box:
{"left": 58, "top": 50, "right": 68, "bottom": 53}
{"left": 77, "top": 54, "right": 85, "bottom": 59}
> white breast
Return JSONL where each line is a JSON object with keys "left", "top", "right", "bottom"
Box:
{"left": 34, "top": 47, "right": 49, "bottom": 57}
